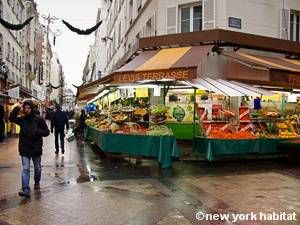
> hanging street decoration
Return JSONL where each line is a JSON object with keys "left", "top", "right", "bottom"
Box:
{"left": 62, "top": 20, "right": 102, "bottom": 35}
{"left": 72, "top": 81, "right": 86, "bottom": 89}
{"left": 46, "top": 83, "right": 62, "bottom": 89}
{"left": 72, "top": 84, "right": 81, "bottom": 89}
{"left": 0, "top": 17, "right": 34, "bottom": 30}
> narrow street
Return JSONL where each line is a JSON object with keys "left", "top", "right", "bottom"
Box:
{"left": 0, "top": 134, "right": 299, "bottom": 225}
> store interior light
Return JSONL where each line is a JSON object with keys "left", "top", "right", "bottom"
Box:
{"left": 87, "top": 90, "right": 110, "bottom": 104}
{"left": 271, "top": 90, "right": 290, "bottom": 94}
{"left": 136, "top": 78, "right": 175, "bottom": 83}
{"left": 117, "top": 84, "right": 159, "bottom": 89}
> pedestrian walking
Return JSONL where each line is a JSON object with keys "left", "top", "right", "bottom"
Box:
{"left": 51, "top": 105, "right": 69, "bottom": 154}
{"left": 9, "top": 100, "right": 50, "bottom": 198}
{"left": 75, "top": 109, "right": 86, "bottom": 143}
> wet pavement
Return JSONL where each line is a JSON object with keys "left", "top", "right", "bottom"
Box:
{"left": 0, "top": 133, "right": 300, "bottom": 225}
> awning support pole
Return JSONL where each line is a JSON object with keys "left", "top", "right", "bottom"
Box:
{"left": 193, "top": 88, "right": 196, "bottom": 153}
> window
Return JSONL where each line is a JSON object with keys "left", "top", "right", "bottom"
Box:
{"left": 118, "top": 22, "right": 121, "bottom": 47}
{"left": 180, "top": 5, "right": 202, "bottom": 33}
{"left": 129, "top": 0, "right": 133, "bottom": 24}
{"left": 0, "top": 1, "right": 3, "bottom": 19}
{"left": 145, "top": 17, "right": 152, "bottom": 37}
{"left": 0, "top": 33, "right": 3, "bottom": 57}
{"left": 118, "top": 0, "right": 122, "bottom": 11}
{"left": 33, "top": 90, "right": 37, "bottom": 97}
{"left": 7, "top": 42, "right": 11, "bottom": 61}
{"left": 137, "top": 0, "right": 142, "bottom": 13}
{"left": 12, "top": 48, "right": 15, "bottom": 65}
{"left": 290, "top": 11, "right": 300, "bottom": 42}
{"left": 113, "top": 31, "right": 116, "bottom": 52}
{"left": 16, "top": 52, "right": 18, "bottom": 68}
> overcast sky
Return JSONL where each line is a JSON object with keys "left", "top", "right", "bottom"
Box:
{"left": 34, "top": 0, "right": 100, "bottom": 92}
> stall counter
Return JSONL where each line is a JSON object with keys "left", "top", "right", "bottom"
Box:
{"left": 194, "top": 137, "right": 287, "bottom": 161}
{"left": 85, "top": 126, "right": 180, "bottom": 168}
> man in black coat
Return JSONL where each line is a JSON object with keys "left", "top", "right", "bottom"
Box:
{"left": 51, "top": 105, "right": 69, "bottom": 154}
{"left": 9, "top": 100, "right": 50, "bottom": 197}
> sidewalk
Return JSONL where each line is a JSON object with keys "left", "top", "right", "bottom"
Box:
{"left": 0, "top": 134, "right": 299, "bottom": 225}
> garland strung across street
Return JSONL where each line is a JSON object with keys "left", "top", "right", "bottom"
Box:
{"left": 72, "top": 82, "right": 86, "bottom": 89}
{"left": 62, "top": 20, "right": 102, "bottom": 35}
{"left": 46, "top": 83, "right": 62, "bottom": 89}
{"left": 0, "top": 17, "right": 34, "bottom": 30}
{"left": 0, "top": 16, "right": 102, "bottom": 35}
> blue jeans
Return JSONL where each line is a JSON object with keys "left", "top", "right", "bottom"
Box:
{"left": 21, "top": 156, "right": 41, "bottom": 192}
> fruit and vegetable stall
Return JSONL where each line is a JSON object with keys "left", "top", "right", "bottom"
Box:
{"left": 84, "top": 87, "right": 180, "bottom": 168}
{"left": 83, "top": 80, "right": 300, "bottom": 163}
{"left": 193, "top": 91, "right": 300, "bottom": 161}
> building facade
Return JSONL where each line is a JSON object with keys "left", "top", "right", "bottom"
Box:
{"left": 89, "top": 0, "right": 300, "bottom": 79}
{"left": 49, "top": 52, "right": 63, "bottom": 105}
{"left": 0, "top": 0, "right": 53, "bottom": 101}
{"left": 62, "top": 88, "right": 75, "bottom": 111}
{"left": 83, "top": 8, "right": 106, "bottom": 83}
{"left": 0, "top": 0, "right": 25, "bottom": 89}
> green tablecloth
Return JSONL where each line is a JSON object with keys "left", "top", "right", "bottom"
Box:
{"left": 165, "top": 123, "right": 198, "bottom": 140}
{"left": 194, "top": 137, "right": 286, "bottom": 161}
{"left": 85, "top": 126, "right": 180, "bottom": 168}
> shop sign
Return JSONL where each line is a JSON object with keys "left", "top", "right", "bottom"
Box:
{"left": 113, "top": 68, "right": 197, "bottom": 83}
{"left": 270, "top": 70, "right": 300, "bottom": 86}
{"left": 7, "top": 86, "right": 20, "bottom": 99}
{"left": 229, "top": 17, "right": 242, "bottom": 29}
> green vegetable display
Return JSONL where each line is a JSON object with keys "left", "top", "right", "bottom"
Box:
{"left": 146, "top": 125, "right": 173, "bottom": 136}
{"left": 150, "top": 104, "right": 169, "bottom": 115}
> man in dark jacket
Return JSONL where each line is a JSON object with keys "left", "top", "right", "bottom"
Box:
{"left": 51, "top": 105, "right": 69, "bottom": 154}
{"left": 9, "top": 100, "right": 50, "bottom": 198}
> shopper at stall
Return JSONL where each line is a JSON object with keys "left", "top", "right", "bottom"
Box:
{"left": 9, "top": 100, "right": 50, "bottom": 198}
{"left": 75, "top": 109, "right": 86, "bottom": 143}
{"left": 51, "top": 105, "right": 69, "bottom": 154}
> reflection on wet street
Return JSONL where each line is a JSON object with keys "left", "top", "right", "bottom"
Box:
{"left": 0, "top": 135, "right": 300, "bottom": 225}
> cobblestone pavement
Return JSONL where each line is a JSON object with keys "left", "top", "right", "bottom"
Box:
{"left": 0, "top": 133, "right": 300, "bottom": 225}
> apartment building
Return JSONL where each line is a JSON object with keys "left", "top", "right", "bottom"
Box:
{"left": 0, "top": 0, "right": 25, "bottom": 88}
{"left": 91, "top": 0, "right": 300, "bottom": 78}
{"left": 50, "top": 53, "right": 63, "bottom": 105}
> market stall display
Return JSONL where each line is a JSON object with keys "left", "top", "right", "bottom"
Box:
{"left": 84, "top": 87, "right": 179, "bottom": 168}
{"left": 85, "top": 126, "right": 179, "bottom": 168}
{"left": 194, "top": 91, "right": 300, "bottom": 161}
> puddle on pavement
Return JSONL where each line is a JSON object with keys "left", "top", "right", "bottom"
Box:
{"left": 0, "top": 166, "right": 11, "bottom": 169}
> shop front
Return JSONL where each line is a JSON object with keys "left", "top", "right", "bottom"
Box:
{"left": 192, "top": 47, "right": 300, "bottom": 160}
{"left": 83, "top": 45, "right": 215, "bottom": 167}
{"left": 81, "top": 29, "right": 300, "bottom": 164}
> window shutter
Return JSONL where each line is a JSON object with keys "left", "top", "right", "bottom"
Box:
{"left": 137, "top": 0, "right": 142, "bottom": 12}
{"left": 280, "top": 8, "right": 290, "bottom": 40}
{"left": 151, "top": 13, "right": 156, "bottom": 36}
{"left": 203, "top": 0, "right": 215, "bottom": 30}
{"left": 167, "top": 7, "right": 177, "bottom": 34}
